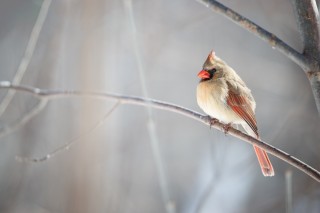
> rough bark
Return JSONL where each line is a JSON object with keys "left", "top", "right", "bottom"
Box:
{"left": 291, "top": 0, "right": 320, "bottom": 115}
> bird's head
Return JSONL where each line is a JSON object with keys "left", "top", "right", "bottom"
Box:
{"left": 197, "top": 50, "right": 220, "bottom": 81}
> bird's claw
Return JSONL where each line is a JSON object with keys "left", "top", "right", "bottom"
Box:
{"left": 209, "top": 118, "right": 219, "bottom": 129}
{"left": 223, "top": 123, "right": 232, "bottom": 135}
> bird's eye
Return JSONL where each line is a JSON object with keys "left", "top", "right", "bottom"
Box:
{"left": 209, "top": 68, "right": 217, "bottom": 75}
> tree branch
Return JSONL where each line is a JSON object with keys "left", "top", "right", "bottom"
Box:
{"left": 0, "top": 99, "right": 48, "bottom": 138}
{"left": 0, "top": 0, "right": 52, "bottom": 117}
{"left": 124, "top": 1, "right": 175, "bottom": 212}
{"left": 290, "top": 0, "right": 320, "bottom": 115}
{"left": 16, "top": 101, "right": 120, "bottom": 163}
{"left": 291, "top": 0, "right": 320, "bottom": 64}
{"left": 307, "top": 71, "right": 320, "bottom": 114}
{"left": 197, "top": 0, "right": 309, "bottom": 70}
{"left": 0, "top": 81, "right": 320, "bottom": 182}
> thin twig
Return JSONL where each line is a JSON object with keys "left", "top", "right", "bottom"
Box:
{"left": 1, "top": 81, "right": 320, "bottom": 183}
{"left": 197, "top": 0, "right": 309, "bottom": 70}
{"left": 16, "top": 101, "right": 120, "bottom": 163}
{"left": 0, "top": 0, "right": 52, "bottom": 117}
{"left": 124, "top": 1, "right": 175, "bottom": 212}
{"left": 0, "top": 99, "right": 48, "bottom": 138}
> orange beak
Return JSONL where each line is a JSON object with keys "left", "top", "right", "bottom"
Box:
{"left": 197, "top": 70, "right": 210, "bottom": 79}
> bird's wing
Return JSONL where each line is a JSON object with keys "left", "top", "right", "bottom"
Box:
{"left": 226, "top": 83, "right": 259, "bottom": 137}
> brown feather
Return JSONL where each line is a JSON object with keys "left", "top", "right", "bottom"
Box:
{"left": 226, "top": 86, "right": 274, "bottom": 176}
{"left": 226, "top": 90, "right": 259, "bottom": 137}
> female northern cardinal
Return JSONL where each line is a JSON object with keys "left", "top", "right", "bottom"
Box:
{"left": 197, "top": 50, "right": 274, "bottom": 176}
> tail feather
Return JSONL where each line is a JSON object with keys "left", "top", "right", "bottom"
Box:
{"left": 253, "top": 145, "right": 274, "bottom": 176}
{"left": 242, "top": 123, "right": 274, "bottom": 176}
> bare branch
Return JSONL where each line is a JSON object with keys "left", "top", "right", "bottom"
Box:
{"left": 0, "top": 0, "right": 52, "bottom": 117}
{"left": 124, "top": 0, "right": 175, "bottom": 212}
{"left": 16, "top": 101, "right": 120, "bottom": 163}
{"left": 291, "top": 0, "right": 320, "bottom": 64}
{"left": 290, "top": 0, "right": 320, "bottom": 115}
{"left": 197, "top": 0, "right": 309, "bottom": 70}
{"left": 1, "top": 81, "right": 320, "bottom": 182}
{"left": 308, "top": 71, "right": 320, "bottom": 115}
{"left": 0, "top": 99, "right": 48, "bottom": 138}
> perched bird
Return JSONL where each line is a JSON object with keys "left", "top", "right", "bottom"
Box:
{"left": 196, "top": 50, "right": 274, "bottom": 176}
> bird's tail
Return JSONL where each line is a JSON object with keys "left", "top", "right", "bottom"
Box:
{"left": 253, "top": 145, "right": 274, "bottom": 176}
{"left": 242, "top": 124, "right": 274, "bottom": 176}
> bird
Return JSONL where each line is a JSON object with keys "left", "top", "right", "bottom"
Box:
{"left": 196, "top": 50, "right": 274, "bottom": 176}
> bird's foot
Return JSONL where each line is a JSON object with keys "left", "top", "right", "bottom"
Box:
{"left": 223, "top": 123, "right": 232, "bottom": 134}
{"left": 209, "top": 117, "right": 219, "bottom": 129}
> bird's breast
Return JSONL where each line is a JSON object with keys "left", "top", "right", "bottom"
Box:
{"left": 197, "top": 80, "right": 241, "bottom": 123}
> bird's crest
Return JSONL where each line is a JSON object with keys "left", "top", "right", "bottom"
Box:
{"left": 207, "top": 50, "right": 215, "bottom": 64}
{"left": 203, "top": 50, "right": 216, "bottom": 69}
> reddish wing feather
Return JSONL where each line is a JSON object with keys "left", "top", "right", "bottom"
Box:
{"left": 226, "top": 90, "right": 259, "bottom": 137}
{"left": 225, "top": 80, "right": 274, "bottom": 176}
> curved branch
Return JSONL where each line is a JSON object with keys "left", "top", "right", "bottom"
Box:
{"left": 0, "top": 99, "right": 48, "bottom": 138}
{"left": 16, "top": 101, "right": 120, "bottom": 163}
{"left": 197, "top": 0, "right": 309, "bottom": 70}
{"left": 0, "top": 81, "right": 320, "bottom": 182}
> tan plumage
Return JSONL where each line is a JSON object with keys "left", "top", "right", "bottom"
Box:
{"left": 197, "top": 51, "right": 274, "bottom": 176}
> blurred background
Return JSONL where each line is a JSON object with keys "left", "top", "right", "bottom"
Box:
{"left": 0, "top": 0, "right": 319, "bottom": 212}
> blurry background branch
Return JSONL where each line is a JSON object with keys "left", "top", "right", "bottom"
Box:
{"left": 16, "top": 101, "right": 120, "bottom": 163}
{"left": 0, "top": 0, "right": 51, "bottom": 117}
{"left": 0, "top": 99, "right": 48, "bottom": 138}
{"left": 1, "top": 82, "right": 320, "bottom": 183}
{"left": 198, "top": 0, "right": 320, "bottom": 115}
{"left": 124, "top": 1, "right": 174, "bottom": 212}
